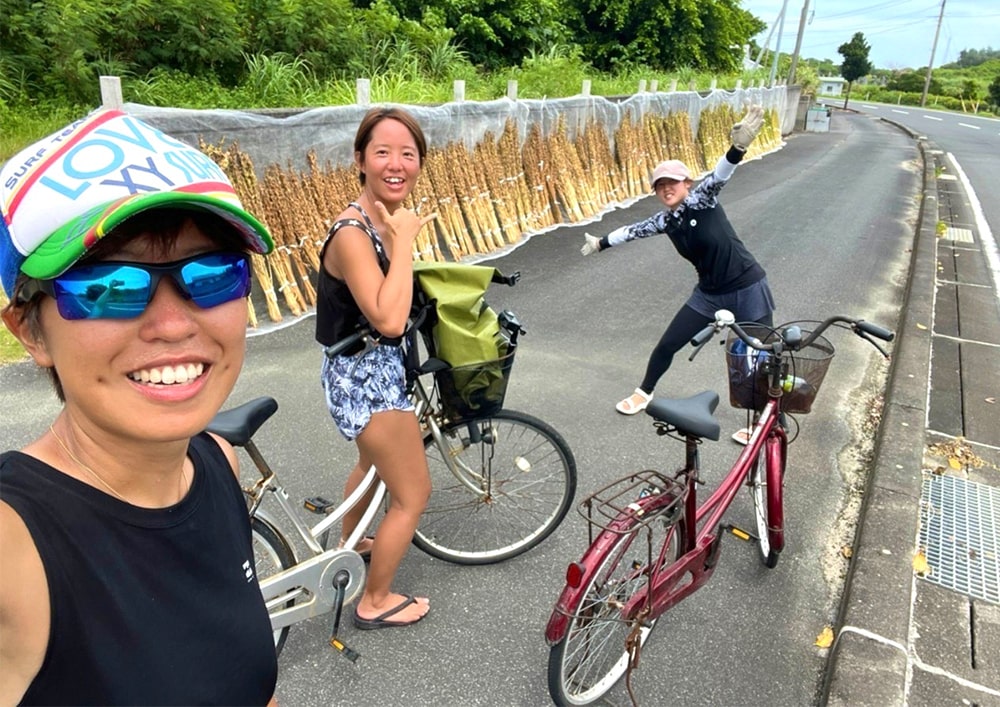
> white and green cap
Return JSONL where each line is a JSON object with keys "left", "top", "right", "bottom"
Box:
{"left": 0, "top": 109, "right": 273, "bottom": 297}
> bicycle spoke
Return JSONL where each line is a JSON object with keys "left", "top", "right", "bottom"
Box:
{"left": 414, "top": 410, "right": 576, "bottom": 564}
{"left": 549, "top": 496, "right": 685, "bottom": 705}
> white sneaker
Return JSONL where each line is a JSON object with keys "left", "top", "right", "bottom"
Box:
{"left": 616, "top": 388, "right": 652, "bottom": 415}
{"left": 731, "top": 427, "right": 753, "bottom": 445}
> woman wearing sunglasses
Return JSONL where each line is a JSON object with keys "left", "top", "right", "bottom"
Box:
{"left": 316, "top": 106, "right": 437, "bottom": 630}
{"left": 0, "top": 110, "right": 278, "bottom": 705}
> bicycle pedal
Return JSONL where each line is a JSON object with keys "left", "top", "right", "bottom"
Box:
{"left": 727, "top": 525, "right": 758, "bottom": 542}
{"left": 304, "top": 496, "right": 336, "bottom": 514}
{"left": 329, "top": 636, "right": 360, "bottom": 663}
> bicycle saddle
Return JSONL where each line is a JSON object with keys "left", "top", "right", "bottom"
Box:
{"left": 206, "top": 396, "right": 279, "bottom": 446}
{"left": 644, "top": 390, "right": 720, "bottom": 441}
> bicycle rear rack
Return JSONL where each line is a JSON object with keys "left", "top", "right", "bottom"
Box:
{"left": 578, "top": 470, "right": 686, "bottom": 543}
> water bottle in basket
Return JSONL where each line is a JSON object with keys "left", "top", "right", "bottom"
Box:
{"left": 780, "top": 375, "right": 812, "bottom": 395}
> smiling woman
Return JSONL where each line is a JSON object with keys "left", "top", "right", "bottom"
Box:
{"left": 0, "top": 109, "right": 280, "bottom": 706}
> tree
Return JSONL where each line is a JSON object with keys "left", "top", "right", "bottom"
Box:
{"left": 952, "top": 47, "right": 1000, "bottom": 69}
{"left": 806, "top": 57, "right": 838, "bottom": 76}
{"left": 838, "top": 32, "right": 873, "bottom": 109}
{"left": 988, "top": 75, "right": 1000, "bottom": 110}
{"left": 957, "top": 79, "right": 982, "bottom": 113}
{"left": 379, "top": 0, "right": 571, "bottom": 69}
{"left": 567, "top": 0, "right": 764, "bottom": 73}
{"left": 887, "top": 71, "right": 941, "bottom": 95}
{"left": 235, "top": 0, "right": 361, "bottom": 80}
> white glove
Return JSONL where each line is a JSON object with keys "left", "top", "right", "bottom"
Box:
{"left": 581, "top": 232, "right": 601, "bottom": 256}
{"left": 730, "top": 104, "right": 765, "bottom": 151}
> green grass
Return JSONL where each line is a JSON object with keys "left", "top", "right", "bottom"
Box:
{"left": 0, "top": 329, "right": 27, "bottom": 364}
{"left": 0, "top": 290, "right": 28, "bottom": 364}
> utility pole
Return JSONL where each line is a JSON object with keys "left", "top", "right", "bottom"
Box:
{"left": 787, "top": 0, "right": 810, "bottom": 85}
{"left": 920, "top": 0, "right": 946, "bottom": 107}
{"left": 769, "top": 0, "right": 790, "bottom": 87}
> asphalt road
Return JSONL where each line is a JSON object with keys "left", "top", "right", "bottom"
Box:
{"left": 0, "top": 110, "right": 920, "bottom": 706}
{"left": 837, "top": 100, "right": 1000, "bottom": 289}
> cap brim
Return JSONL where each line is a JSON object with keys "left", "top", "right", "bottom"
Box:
{"left": 20, "top": 191, "right": 274, "bottom": 280}
{"left": 651, "top": 174, "right": 689, "bottom": 189}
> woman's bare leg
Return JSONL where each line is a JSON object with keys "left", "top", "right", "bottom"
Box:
{"left": 353, "top": 409, "right": 431, "bottom": 623}
{"left": 339, "top": 460, "right": 377, "bottom": 550}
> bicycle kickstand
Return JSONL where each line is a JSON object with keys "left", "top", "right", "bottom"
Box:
{"left": 624, "top": 620, "right": 645, "bottom": 707}
{"left": 328, "top": 570, "right": 360, "bottom": 663}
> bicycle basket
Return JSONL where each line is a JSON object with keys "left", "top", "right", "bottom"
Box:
{"left": 435, "top": 345, "right": 515, "bottom": 421}
{"left": 725, "top": 323, "right": 835, "bottom": 414}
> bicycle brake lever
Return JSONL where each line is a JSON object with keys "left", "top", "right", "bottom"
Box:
{"left": 688, "top": 335, "right": 712, "bottom": 362}
{"left": 856, "top": 330, "right": 890, "bottom": 359}
{"left": 347, "top": 334, "right": 380, "bottom": 377}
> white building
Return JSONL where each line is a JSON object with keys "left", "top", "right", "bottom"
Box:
{"left": 818, "top": 77, "right": 848, "bottom": 96}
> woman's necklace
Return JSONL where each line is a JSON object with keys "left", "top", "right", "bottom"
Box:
{"left": 48, "top": 424, "right": 188, "bottom": 504}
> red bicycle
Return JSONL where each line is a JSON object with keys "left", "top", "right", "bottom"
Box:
{"left": 544, "top": 309, "right": 894, "bottom": 706}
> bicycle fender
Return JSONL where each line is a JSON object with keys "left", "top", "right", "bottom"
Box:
{"left": 544, "top": 493, "right": 676, "bottom": 645}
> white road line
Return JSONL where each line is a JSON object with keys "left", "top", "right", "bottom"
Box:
{"left": 892, "top": 109, "right": 910, "bottom": 114}
{"left": 862, "top": 105, "right": 880, "bottom": 109}
{"left": 958, "top": 123, "right": 981, "bottom": 130}
{"left": 923, "top": 115, "right": 943, "bottom": 121}
{"left": 948, "top": 153, "right": 1000, "bottom": 301}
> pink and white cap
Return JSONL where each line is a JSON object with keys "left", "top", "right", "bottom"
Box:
{"left": 649, "top": 159, "right": 693, "bottom": 190}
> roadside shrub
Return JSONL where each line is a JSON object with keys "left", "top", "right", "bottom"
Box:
{"left": 128, "top": 69, "right": 238, "bottom": 109}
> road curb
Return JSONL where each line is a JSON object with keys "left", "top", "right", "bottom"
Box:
{"left": 820, "top": 129, "right": 941, "bottom": 704}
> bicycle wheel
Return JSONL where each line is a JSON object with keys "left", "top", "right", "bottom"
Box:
{"left": 748, "top": 432, "right": 785, "bottom": 568}
{"left": 547, "top": 496, "right": 686, "bottom": 706}
{"left": 251, "top": 516, "right": 296, "bottom": 656}
{"left": 414, "top": 409, "right": 576, "bottom": 564}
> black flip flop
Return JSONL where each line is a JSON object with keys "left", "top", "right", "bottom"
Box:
{"left": 353, "top": 595, "right": 428, "bottom": 630}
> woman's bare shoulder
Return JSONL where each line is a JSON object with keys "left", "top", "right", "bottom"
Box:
{"left": 0, "top": 501, "right": 49, "bottom": 703}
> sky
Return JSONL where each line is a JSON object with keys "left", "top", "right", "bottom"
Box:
{"left": 741, "top": 0, "right": 999, "bottom": 70}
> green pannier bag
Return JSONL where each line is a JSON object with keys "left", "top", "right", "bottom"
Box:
{"left": 412, "top": 262, "right": 515, "bottom": 420}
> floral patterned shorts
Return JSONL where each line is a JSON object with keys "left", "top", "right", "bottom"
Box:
{"left": 321, "top": 344, "right": 414, "bottom": 441}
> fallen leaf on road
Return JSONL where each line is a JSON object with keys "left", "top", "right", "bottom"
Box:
{"left": 841, "top": 545, "right": 853, "bottom": 559}
{"left": 815, "top": 626, "right": 834, "bottom": 648}
{"left": 913, "top": 550, "right": 931, "bottom": 576}
{"left": 927, "top": 438, "right": 1000, "bottom": 471}
{"left": 986, "top": 397, "right": 996, "bottom": 404}
{"left": 916, "top": 323, "right": 928, "bottom": 330}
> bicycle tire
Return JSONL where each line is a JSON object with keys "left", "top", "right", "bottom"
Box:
{"left": 413, "top": 408, "right": 576, "bottom": 565}
{"left": 547, "top": 492, "right": 686, "bottom": 706}
{"left": 251, "top": 516, "right": 296, "bottom": 656}
{"left": 748, "top": 433, "right": 785, "bottom": 568}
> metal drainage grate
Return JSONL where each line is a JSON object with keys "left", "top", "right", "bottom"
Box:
{"left": 919, "top": 474, "right": 1000, "bottom": 604}
{"left": 943, "top": 227, "right": 974, "bottom": 243}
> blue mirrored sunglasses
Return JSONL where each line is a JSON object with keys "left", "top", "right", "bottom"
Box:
{"left": 18, "top": 252, "right": 252, "bottom": 321}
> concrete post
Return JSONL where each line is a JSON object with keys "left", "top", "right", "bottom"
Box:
{"left": 100, "top": 76, "right": 123, "bottom": 110}
{"left": 356, "top": 78, "right": 371, "bottom": 106}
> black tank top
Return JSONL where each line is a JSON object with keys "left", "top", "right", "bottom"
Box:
{"left": 666, "top": 203, "right": 765, "bottom": 294}
{"left": 0, "top": 433, "right": 277, "bottom": 706}
{"left": 315, "top": 202, "right": 391, "bottom": 347}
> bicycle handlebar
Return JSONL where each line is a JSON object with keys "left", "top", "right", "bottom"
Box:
{"left": 324, "top": 268, "right": 523, "bottom": 363}
{"left": 688, "top": 309, "right": 895, "bottom": 362}
{"left": 323, "top": 331, "right": 365, "bottom": 359}
{"left": 492, "top": 269, "right": 521, "bottom": 286}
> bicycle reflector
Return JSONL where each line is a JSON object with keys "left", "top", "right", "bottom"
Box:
{"left": 566, "top": 562, "right": 586, "bottom": 588}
